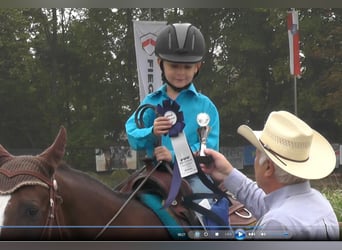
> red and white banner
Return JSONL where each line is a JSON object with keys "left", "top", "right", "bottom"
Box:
{"left": 287, "top": 9, "right": 300, "bottom": 77}
{"left": 133, "top": 20, "right": 167, "bottom": 102}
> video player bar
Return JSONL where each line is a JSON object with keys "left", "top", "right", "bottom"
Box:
{"left": 187, "top": 228, "right": 291, "bottom": 240}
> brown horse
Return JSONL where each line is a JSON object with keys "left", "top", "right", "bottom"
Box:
{"left": 0, "top": 127, "right": 195, "bottom": 240}
{"left": 0, "top": 127, "right": 255, "bottom": 240}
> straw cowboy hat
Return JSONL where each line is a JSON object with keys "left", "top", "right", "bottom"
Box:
{"left": 237, "top": 111, "right": 336, "bottom": 179}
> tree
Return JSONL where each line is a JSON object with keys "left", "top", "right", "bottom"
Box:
{"left": 0, "top": 9, "right": 44, "bottom": 148}
{"left": 0, "top": 8, "right": 340, "bottom": 171}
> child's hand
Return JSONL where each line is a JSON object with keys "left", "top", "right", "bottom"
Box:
{"left": 154, "top": 146, "right": 172, "bottom": 163}
{"left": 153, "top": 116, "right": 173, "bottom": 136}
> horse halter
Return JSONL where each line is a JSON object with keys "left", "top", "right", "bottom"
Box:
{"left": 0, "top": 167, "right": 64, "bottom": 240}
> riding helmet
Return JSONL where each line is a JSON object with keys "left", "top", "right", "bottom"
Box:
{"left": 155, "top": 23, "right": 206, "bottom": 63}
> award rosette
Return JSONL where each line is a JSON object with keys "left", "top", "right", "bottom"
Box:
{"left": 156, "top": 100, "right": 185, "bottom": 137}
{"left": 157, "top": 100, "right": 198, "bottom": 207}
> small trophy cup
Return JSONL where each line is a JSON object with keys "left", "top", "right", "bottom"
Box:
{"left": 197, "top": 112, "right": 214, "bottom": 165}
{"left": 197, "top": 113, "right": 211, "bottom": 156}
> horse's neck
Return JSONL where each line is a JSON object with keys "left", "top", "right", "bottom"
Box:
{"left": 52, "top": 165, "right": 175, "bottom": 240}
{"left": 55, "top": 166, "right": 122, "bottom": 223}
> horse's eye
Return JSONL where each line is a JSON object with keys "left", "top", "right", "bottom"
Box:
{"left": 26, "top": 207, "right": 39, "bottom": 217}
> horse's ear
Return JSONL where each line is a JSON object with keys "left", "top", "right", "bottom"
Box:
{"left": 0, "top": 144, "right": 14, "bottom": 166}
{"left": 38, "top": 126, "right": 67, "bottom": 169}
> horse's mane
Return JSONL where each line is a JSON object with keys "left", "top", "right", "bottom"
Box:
{"left": 55, "top": 162, "right": 127, "bottom": 198}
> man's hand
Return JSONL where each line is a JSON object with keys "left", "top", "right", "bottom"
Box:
{"left": 200, "top": 148, "right": 234, "bottom": 184}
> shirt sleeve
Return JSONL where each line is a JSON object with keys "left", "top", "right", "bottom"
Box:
{"left": 125, "top": 103, "right": 158, "bottom": 157}
{"left": 223, "top": 169, "right": 267, "bottom": 219}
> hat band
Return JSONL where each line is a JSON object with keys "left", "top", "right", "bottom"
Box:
{"left": 259, "top": 140, "right": 309, "bottom": 166}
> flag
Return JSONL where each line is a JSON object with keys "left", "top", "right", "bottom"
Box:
{"left": 133, "top": 21, "right": 167, "bottom": 102}
{"left": 287, "top": 9, "right": 300, "bottom": 77}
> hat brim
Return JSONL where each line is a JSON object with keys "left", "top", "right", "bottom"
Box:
{"left": 237, "top": 125, "right": 336, "bottom": 179}
{"left": 158, "top": 53, "right": 203, "bottom": 63}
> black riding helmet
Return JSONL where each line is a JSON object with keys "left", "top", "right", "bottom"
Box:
{"left": 155, "top": 23, "right": 206, "bottom": 92}
{"left": 155, "top": 23, "right": 206, "bottom": 63}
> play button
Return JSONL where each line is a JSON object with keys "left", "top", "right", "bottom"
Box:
{"left": 234, "top": 229, "right": 246, "bottom": 240}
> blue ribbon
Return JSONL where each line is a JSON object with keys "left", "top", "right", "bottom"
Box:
{"left": 156, "top": 100, "right": 185, "bottom": 137}
{"left": 156, "top": 100, "right": 186, "bottom": 208}
{"left": 163, "top": 161, "right": 183, "bottom": 208}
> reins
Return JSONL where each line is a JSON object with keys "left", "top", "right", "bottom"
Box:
{"left": 93, "top": 103, "right": 164, "bottom": 239}
{"left": 94, "top": 160, "right": 163, "bottom": 240}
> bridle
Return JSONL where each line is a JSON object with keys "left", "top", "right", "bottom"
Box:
{"left": 0, "top": 168, "right": 64, "bottom": 240}
{"left": 40, "top": 175, "right": 64, "bottom": 240}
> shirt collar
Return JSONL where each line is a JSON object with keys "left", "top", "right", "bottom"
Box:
{"left": 151, "top": 83, "right": 199, "bottom": 97}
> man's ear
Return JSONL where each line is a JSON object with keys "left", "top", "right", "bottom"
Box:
{"left": 264, "top": 160, "right": 275, "bottom": 177}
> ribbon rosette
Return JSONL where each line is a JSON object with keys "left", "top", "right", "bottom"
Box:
{"left": 156, "top": 100, "right": 191, "bottom": 208}
{"left": 156, "top": 100, "right": 185, "bottom": 137}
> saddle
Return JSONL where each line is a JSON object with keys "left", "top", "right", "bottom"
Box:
{"left": 115, "top": 159, "right": 200, "bottom": 228}
{"left": 115, "top": 158, "right": 256, "bottom": 230}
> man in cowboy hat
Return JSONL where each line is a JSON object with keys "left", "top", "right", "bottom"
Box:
{"left": 201, "top": 110, "right": 340, "bottom": 240}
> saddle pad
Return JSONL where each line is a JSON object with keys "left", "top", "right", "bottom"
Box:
{"left": 139, "top": 193, "right": 188, "bottom": 240}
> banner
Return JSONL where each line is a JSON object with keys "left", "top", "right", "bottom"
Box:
{"left": 133, "top": 20, "right": 167, "bottom": 102}
{"left": 287, "top": 9, "right": 301, "bottom": 76}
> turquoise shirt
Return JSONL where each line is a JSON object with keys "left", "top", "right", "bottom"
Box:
{"left": 125, "top": 83, "right": 220, "bottom": 160}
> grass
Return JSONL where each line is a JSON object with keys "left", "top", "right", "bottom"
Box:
{"left": 311, "top": 172, "right": 342, "bottom": 222}
{"left": 311, "top": 172, "right": 342, "bottom": 239}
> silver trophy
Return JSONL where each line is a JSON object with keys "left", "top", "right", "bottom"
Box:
{"left": 197, "top": 113, "right": 210, "bottom": 156}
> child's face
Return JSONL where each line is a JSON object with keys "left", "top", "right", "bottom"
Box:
{"left": 162, "top": 60, "right": 201, "bottom": 89}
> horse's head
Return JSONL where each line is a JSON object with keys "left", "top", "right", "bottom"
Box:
{"left": 0, "top": 127, "right": 66, "bottom": 240}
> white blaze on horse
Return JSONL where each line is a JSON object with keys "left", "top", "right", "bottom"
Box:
{"left": 0, "top": 195, "right": 11, "bottom": 231}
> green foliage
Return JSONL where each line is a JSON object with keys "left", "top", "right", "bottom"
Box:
{"left": 311, "top": 173, "right": 342, "bottom": 223}
{"left": 0, "top": 8, "right": 341, "bottom": 170}
{"left": 324, "top": 189, "right": 342, "bottom": 223}
{"left": 87, "top": 169, "right": 131, "bottom": 188}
